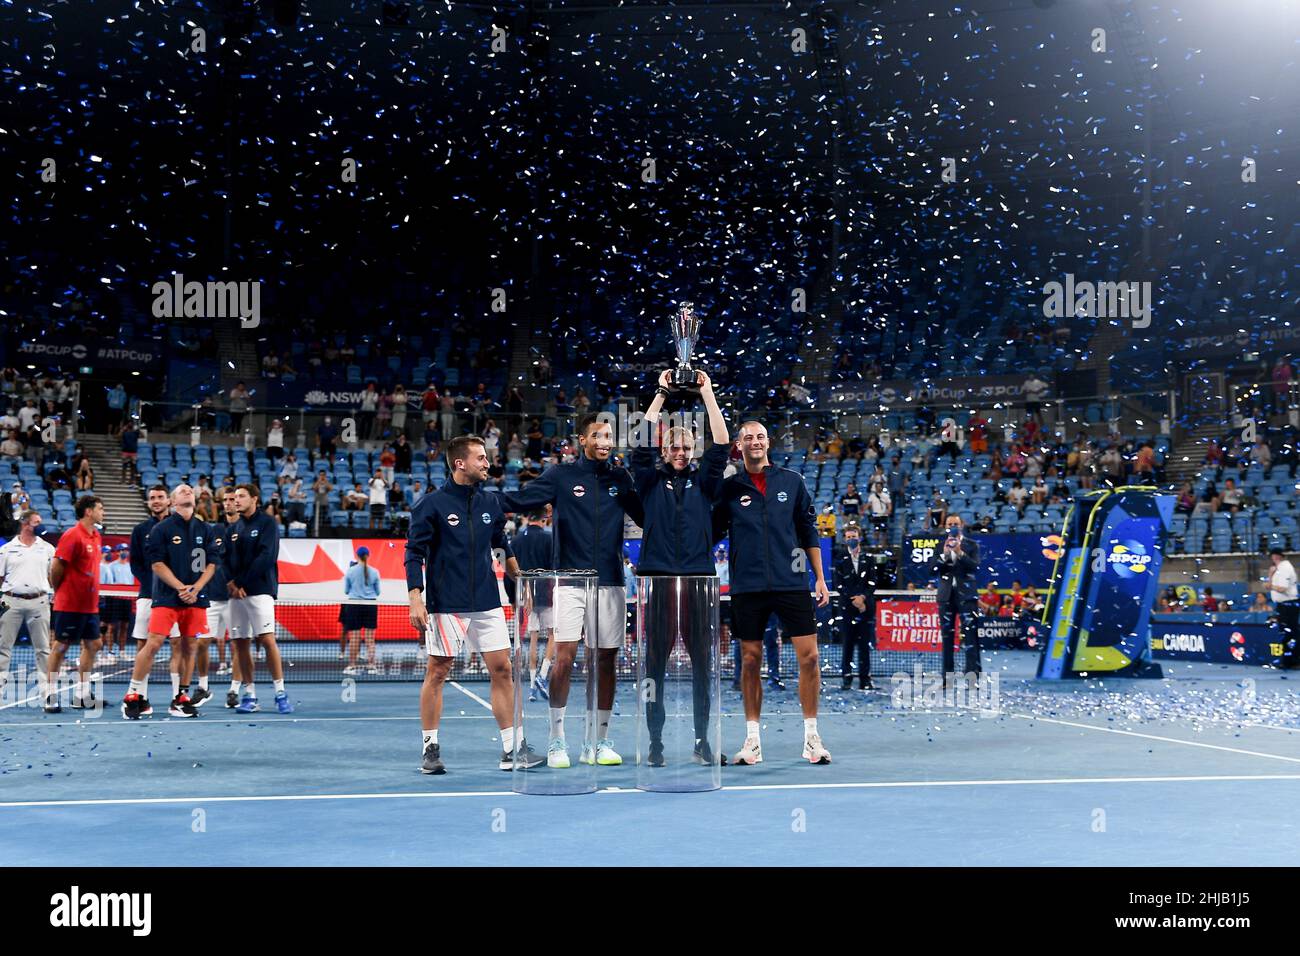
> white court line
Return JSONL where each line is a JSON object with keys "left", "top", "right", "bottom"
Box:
{"left": 1012, "top": 714, "right": 1300, "bottom": 765}
{"left": 3, "top": 773, "right": 1300, "bottom": 809}
{"left": 0, "top": 714, "right": 497, "bottom": 729}
{"left": 449, "top": 680, "right": 494, "bottom": 712}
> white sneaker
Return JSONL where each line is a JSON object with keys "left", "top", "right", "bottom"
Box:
{"left": 338, "top": 651, "right": 346, "bottom": 661}
{"left": 802, "top": 733, "right": 832, "bottom": 764}
{"left": 366, "top": 665, "right": 382, "bottom": 675}
{"left": 732, "top": 737, "right": 763, "bottom": 765}
{"left": 547, "top": 739, "right": 570, "bottom": 769}
{"left": 100, "top": 652, "right": 117, "bottom": 664}
{"left": 216, "top": 663, "right": 230, "bottom": 676}
{"left": 342, "top": 665, "right": 359, "bottom": 676}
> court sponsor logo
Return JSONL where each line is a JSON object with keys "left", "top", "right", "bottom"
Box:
{"left": 887, "top": 665, "right": 999, "bottom": 715}
{"left": 1107, "top": 540, "right": 1151, "bottom": 578}
{"left": 1039, "top": 533, "right": 1064, "bottom": 561}
{"left": 49, "top": 886, "right": 151, "bottom": 936}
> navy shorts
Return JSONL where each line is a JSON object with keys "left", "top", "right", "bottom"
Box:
{"left": 51, "top": 611, "right": 101, "bottom": 645}
{"left": 730, "top": 590, "right": 817, "bottom": 642}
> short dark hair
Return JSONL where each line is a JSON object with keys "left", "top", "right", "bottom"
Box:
{"left": 148, "top": 483, "right": 169, "bottom": 496}
{"left": 237, "top": 482, "right": 261, "bottom": 502}
{"left": 74, "top": 495, "right": 102, "bottom": 519}
{"left": 576, "top": 412, "right": 604, "bottom": 436}
{"left": 446, "top": 436, "right": 485, "bottom": 470}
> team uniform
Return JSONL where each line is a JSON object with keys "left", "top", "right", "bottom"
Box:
{"left": 223, "top": 509, "right": 280, "bottom": 640}
{"left": 405, "top": 479, "right": 515, "bottom": 659}
{"left": 51, "top": 521, "right": 103, "bottom": 646}
{"left": 201, "top": 522, "right": 235, "bottom": 645}
{"left": 510, "top": 523, "right": 554, "bottom": 634}
{"left": 130, "top": 515, "right": 178, "bottom": 641}
{"left": 144, "top": 513, "right": 218, "bottom": 639}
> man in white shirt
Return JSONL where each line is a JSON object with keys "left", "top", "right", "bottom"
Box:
{"left": 0, "top": 510, "right": 56, "bottom": 704}
{"left": 866, "top": 482, "right": 892, "bottom": 546}
{"left": 368, "top": 469, "right": 388, "bottom": 530}
{"left": 17, "top": 399, "right": 40, "bottom": 433}
{"left": 1006, "top": 480, "right": 1029, "bottom": 515}
{"left": 0, "top": 430, "right": 21, "bottom": 460}
{"left": 0, "top": 407, "right": 18, "bottom": 434}
{"left": 1268, "top": 547, "right": 1298, "bottom": 668}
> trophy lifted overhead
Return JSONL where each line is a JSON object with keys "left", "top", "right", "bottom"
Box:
{"left": 669, "top": 302, "right": 703, "bottom": 391}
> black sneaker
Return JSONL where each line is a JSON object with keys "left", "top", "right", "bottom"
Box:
{"left": 647, "top": 740, "right": 665, "bottom": 767}
{"left": 501, "top": 741, "right": 545, "bottom": 771}
{"left": 121, "top": 693, "right": 151, "bottom": 720}
{"left": 168, "top": 693, "right": 198, "bottom": 718}
{"left": 225, "top": 690, "right": 239, "bottom": 709}
{"left": 44, "top": 696, "right": 62, "bottom": 714}
{"left": 421, "top": 743, "right": 445, "bottom": 775}
{"left": 767, "top": 677, "right": 786, "bottom": 691}
{"left": 190, "top": 687, "right": 213, "bottom": 708}
{"left": 693, "top": 738, "right": 726, "bottom": 766}
{"left": 841, "top": 677, "right": 853, "bottom": 691}
{"left": 861, "top": 676, "right": 875, "bottom": 691}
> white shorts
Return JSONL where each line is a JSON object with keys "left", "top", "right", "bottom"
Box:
{"left": 553, "top": 585, "right": 626, "bottom": 649}
{"left": 230, "top": 594, "right": 276, "bottom": 640}
{"left": 132, "top": 599, "right": 179, "bottom": 640}
{"left": 525, "top": 604, "right": 554, "bottom": 633}
{"left": 203, "top": 600, "right": 231, "bottom": 640}
{"left": 425, "top": 607, "right": 510, "bottom": 658}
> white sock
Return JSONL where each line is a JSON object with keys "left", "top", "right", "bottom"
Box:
{"left": 500, "top": 725, "right": 516, "bottom": 753}
{"left": 549, "top": 706, "right": 565, "bottom": 741}
{"left": 422, "top": 729, "right": 438, "bottom": 747}
{"left": 245, "top": 682, "right": 256, "bottom": 699}
{"left": 76, "top": 678, "right": 88, "bottom": 701}
{"left": 746, "top": 720, "right": 761, "bottom": 742}
{"left": 199, "top": 676, "right": 209, "bottom": 691}
{"left": 128, "top": 677, "right": 147, "bottom": 698}
{"left": 597, "top": 708, "right": 612, "bottom": 740}
{"left": 229, "top": 680, "right": 241, "bottom": 696}
{"left": 273, "top": 679, "right": 285, "bottom": 694}
{"left": 539, "top": 657, "right": 552, "bottom": 680}
{"left": 529, "top": 667, "right": 537, "bottom": 685}
{"left": 804, "top": 717, "right": 819, "bottom": 738}
{"left": 170, "top": 672, "right": 180, "bottom": 697}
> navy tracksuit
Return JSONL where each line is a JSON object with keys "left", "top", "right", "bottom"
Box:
{"left": 222, "top": 510, "right": 280, "bottom": 598}
{"left": 507, "top": 522, "right": 553, "bottom": 610}
{"left": 630, "top": 441, "right": 729, "bottom": 742}
{"left": 404, "top": 480, "right": 513, "bottom": 614}
{"left": 144, "top": 513, "right": 220, "bottom": 609}
{"left": 130, "top": 515, "right": 161, "bottom": 599}
{"left": 710, "top": 465, "right": 819, "bottom": 595}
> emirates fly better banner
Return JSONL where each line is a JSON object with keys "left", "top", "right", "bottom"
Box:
{"left": 875, "top": 592, "right": 959, "bottom": 652}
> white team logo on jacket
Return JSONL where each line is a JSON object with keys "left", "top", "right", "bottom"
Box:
{"left": 447, "top": 513, "right": 461, "bottom": 526}
{"left": 608, "top": 486, "right": 617, "bottom": 496}
{"left": 777, "top": 491, "right": 788, "bottom": 503}
{"left": 739, "top": 495, "right": 752, "bottom": 507}
{"left": 481, "top": 512, "right": 491, "bottom": 524}
{"left": 573, "top": 485, "right": 586, "bottom": 498}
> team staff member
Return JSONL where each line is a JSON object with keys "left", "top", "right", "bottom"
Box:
{"left": 1267, "top": 546, "right": 1298, "bottom": 669}
{"left": 510, "top": 507, "right": 557, "bottom": 702}
{"left": 406, "top": 436, "right": 543, "bottom": 774}
{"left": 501, "top": 414, "right": 645, "bottom": 769}
{"left": 928, "top": 514, "right": 982, "bottom": 676}
{"left": 835, "top": 523, "right": 877, "bottom": 691}
{"left": 0, "top": 510, "right": 55, "bottom": 708}
{"left": 47, "top": 496, "right": 106, "bottom": 713}
{"left": 223, "top": 483, "right": 292, "bottom": 714}
{"left": 632, "top": 369, "right": 730, "bottom": 767}
{"left": 122, "top": 484, "right": 218, "bottom": 719}
{"left": 712, "top": 421, "right": 832, "bottom": 765}
{"left": 131, "top": 486, "right": 178, "bottom": 648}
{"left": 342, "top": 545, "right": 381, "bottom": 676}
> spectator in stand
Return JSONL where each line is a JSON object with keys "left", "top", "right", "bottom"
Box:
{"left": 1251, "top": 438, "right": 1273, "bottom": 474}
{"left": 1022, "top": 372, "right": 1049, "bottom": 424}
{"left": 482, "top": 418, "right": 501, "bottom": 465}
{"left": 196, "top": 489, "right": 218, "bottom": 522}
{"left": 506, "top": 432, "right": 524, "bottom": 466}
{"left": 968, "top": 412, "right": 989, "bottom": 455}
{"left": 228, "top": 382, "right": 249, "bottom": 435}
{"left": 379, "top": 445, "right": 397, "bottom": 484}
{"left": 10, "top": 483, "right": 31, "bottom": 520}
{"left": 421, "top": 384, "right": 440, "bottom": 432}
{"left": 1268, "top": 547, "right": 1299, "bottom": 668}
{"left": 439, "top": 390, "right": 457, "bottom": 441}
{"left": 972, "top": 513, "right": 994, "bottom": 534}
{"left": 393, "top": 433, "right": 413, "bottom": 474}
{"left": 264, "top": 490, "right": 284, "bottom": 524}
{"left": 266, "top": 418, "right": 285, "bottom": 466}
{"left": 866, "top": 481, "right": 892, "bottom": 546}
{"left": 927, "top": 490, "right": 948, "bottom": 530}
{"left": 311, "top": 470, "right": 333, "bottom": 507}
{"left": 422, "top": 419, "right": 440, "bottom": 456}
{"left": 1100, "top": 445, "right": 1124, "bottom": 486}
{"left": 376, "top": 387, "right": 393, "bottom": 438}
{"left": 518, "top": 459, "right": 542, "bottom": 486}
{"left": 106, "top": 383, "right": 128, "bottom": 435}
{"left": 279, "top": 452, "right": 299, "bottom": 481}
{"left": 1251, "top": 591, "right": 1272, "bottom": 613}
{"left": 1134, "top": 442, "right": 1157, "bottom": 483}
{"left": 0, "top": 406, "right": 17, "bottom": 437}
{"left": 937, "top": 418, "right": 962, "bottom": 462}
{"left": 285, "top": 477, "right": 308, "bottom": 528}
{"left": 391, "top": 385, "right": 409, "bottom": 439}
{"left": 525, "top": 418, "right": 543, "bottom": 460}
{"left": 1005, "top": 445, "right": 1027, "bottom": 478}
{"left": 1200, "top": 587, "right": 1219, "bottom": 612}
{"left": 367, "top": 469, "right": 388, "bottom": 530}
{"left": 317, "top": 416, "right": 338, "bottom": 462}
{"left": 120, "top": 420, "right": 140, "bottom": 486}
{"left": 343, "top": 483, "right": 367, "bottom": 512}
{"left": 816, "top": 504, "right": 837, "bottom": 539}
{"left": 408, "top": 479, "right": 425, "bottom": 506}
{"left": 357, "top": 382, "right": 379, "bottom": 441}
{"left": 261, "top": 349, "right": 281, "bottom": 378}
{"left": 0, "top": 430, "right": 21, "bottom": 461}
{"left": 1174, "top": 482, "right": 1197, "bottom": 515}
{"left": 74, "top": 458, "right": 94, "bottom": 492}
{"left": 1023, "top": 586, "right": 1044, "bottom": 615}
{"left": 1030, "top": 475, "right": 1048, "bottom": 505}
{"left": 17, "top": 399, "right": 39, "bottom": 434}
{"left": 1219, "top": 478, "right": 1244, "bottom": 513}
{"left": 979, "top": 584, "right": 1001, "bottom": 616}
{"left": 1204, "top": 440, "right": 1223, "bottom": 471}
{"left": 571, "top": 387, "right": 590, "bottom": 419}
{"left": 1006, "top": 479, "right": 1029, "bottom": 516}
{"left": 505, "top": 386, "right": 524, "bottom": 436}
{"left": 840, "top": 482, "right": 862, "bottom": 518}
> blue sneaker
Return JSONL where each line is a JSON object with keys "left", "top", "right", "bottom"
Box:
{"left": 234, "top": 694, "right": 259, "bottom": 714}
{"left": 275, "top": 690, "right": 294, "bottom": 714}
{"left": 528, "top": 685, "right": 538, "bottom": 702}
{"left": 535, "top": 676, "right": 550, "bottom": 700}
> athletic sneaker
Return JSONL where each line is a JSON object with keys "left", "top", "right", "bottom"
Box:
{"left": 421, "top": 743, "right": 445, "bottom": 775}
{"left": 234, "top": 694, "right": 259, "bottom": 714}
{"left": 500, "top": 741, "right": 545, "bottom": 771}
{"left": 528, "top": 685, "right": 538, "bottom": 702}
{"left": 44, "top": 696, "right": 62, "bottom": 714}
{"left": 190, "top": 687, "right": 212, "bottom": 707}
{"left": 646, "top": 740, "right": 665, "bottom": 767}
{"left": 100, "top": 652, "right": 118, "bottom": 664}
{"left": 275, "top": 690, "right": 294, "bottom": 714}
{"left": 341, "top": 665, "right": 359, "bottom": 676}
{"left": 168, "top": 693, "right": 198, "bottom": 718}
{"left": 535, "top": 675, "right": 549, "bottom": 700}
{"left": 365, "top": 665, "right": 382, "bottom": 675}
{"left": 841, "top": 677, "right": 854, "bottom": 692}
{"left": 802, "top": 733, "right": 832, "bottom": 764}
{"left": 216, "top": 662, "right": 230, "bottom": 676}
{"left": 732, "top": 737, "right": 763, "bottom": 765}
{"left": 225, "top": 690, "right": 239, "bottom": 709}
{"left": 580, "top": 739, "right": 622, "bottom": 766}
{"left": 861, "top": 676, "right": 875, "bottom": 691}
{"left": 71, "top": 689, "right": 96, "bottom": 709}
{"left": 121, "top": 693, "right": 152, "bottom": 720}
{"left": 693, "top": 738, "right": 725, "bottom": 766}
{"left": 547, "top": 739, "right": 570, "bottom": 769}
{"left": 767, "top": 677, "right": 786, "bottom": 691}
{"left": 337, "top": 650, "right": 347, "bottom": 661}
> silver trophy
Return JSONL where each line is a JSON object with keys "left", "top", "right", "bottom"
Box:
{"left": 668, "top": 302, "right": 703, "bottom": 390}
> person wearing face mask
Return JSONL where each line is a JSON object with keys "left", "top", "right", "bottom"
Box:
{"left": 928, "top": 514, "right": 983, "bottom": 677}
{"left": 629, "top": 369, "right": 730, "bottom": 767}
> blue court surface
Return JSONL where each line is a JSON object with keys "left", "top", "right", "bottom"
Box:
{"left": 2, "top": 650, "right": 1299, "bottom": 867}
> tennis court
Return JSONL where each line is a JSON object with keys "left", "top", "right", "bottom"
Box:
{"left": 2, "top": 650, "right": 1298, "bottom": 866}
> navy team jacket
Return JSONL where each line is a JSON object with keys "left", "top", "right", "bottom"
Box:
{"left": 145, "top": 513, "right": 219, "bottom": 609}
{"left": 405, "top": 479, "right": 514, "bottom": 613}
{"left": 711, "top": 464, "right": 819, "bottom": 595}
